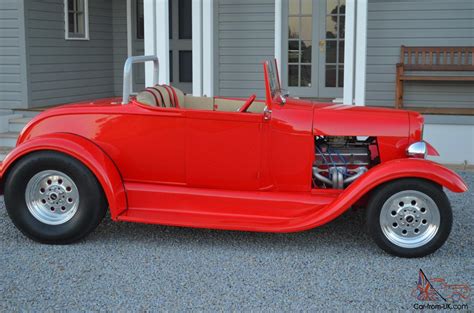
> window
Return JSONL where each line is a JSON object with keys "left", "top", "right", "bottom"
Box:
{"left": 136, "top": 0, "right": 144, "bottom": 39}
{"left": 65, "top": 0, "right": 89, "bottom": 40}
{"left": 288, "top": 0, "right": 312, "bottom": 87}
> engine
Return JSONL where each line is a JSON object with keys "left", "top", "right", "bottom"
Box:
{"left": 312, "top": 136, "right": 378, "bottom": 189}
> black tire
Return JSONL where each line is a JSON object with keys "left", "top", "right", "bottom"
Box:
{"left": 4, "top": 151, "right": 107, "bottom": 244}
{"left": 366, "top": 178, "right": 452, "bottom": 258}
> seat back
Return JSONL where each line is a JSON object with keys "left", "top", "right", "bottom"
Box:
{"left": 136, "top": 85, "right": 185, "bottom": 108}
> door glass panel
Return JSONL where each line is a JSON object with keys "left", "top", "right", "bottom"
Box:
{"left": 178, "top": 0, "right": 192, "bottom": 39}
{"left": 170, "top": 50, "right": 173, "bottom": 82}
{"left": 179, "top": 51, "right": 192, "bottom": 82}
{"left": 326, "top": 15, "right": 337, "bottom": 39}
{"left": 289, "top": 0, "right": 299, "bottom": 15}
{"left": 169, "top": 0, "right": 172, "bottom": 39}
{"left": 288, "top": 17, "right": 300, "bottom": 38}
{"left": 301, "top": 40, "right": 312, "bottom": 62}
{"left": 136, "top": 0, "right": 144, "bottom": 39}
{"left": 287, "top": 0, "right": 312, "bottom": 88}
{"left": 324, "top": 0, "right": 345, "bottom": 88}
{"left": 325, "top": 65, "right": 336, "bottom": 87}
{"left": 301, "top": 17, "right": 312, "bottom": 40}
{"left": 326, "top": 0, "right": 338, "bottom": 14}
{"left": 301, "top": 65, "right": 312, "bottom": 87}
{"left": 326, "top": 41, "right": 337, "bottom": 63}
{"left": 338, "top": 66, "right": 344, "bottom": 87}
{"left": 338, "top": 41, "right": 344, "bottom": 63}
{"left": 301, "top": 0, "right": 312, "bottom": 14}
{"left": 288, "top": 65, "right": 298, "bottom": 86}
{"left": 288, "top": 40, "right": 299, "bottom": 63}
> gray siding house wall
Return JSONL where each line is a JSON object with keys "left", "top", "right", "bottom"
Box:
{"left": 0, "top": 0, "right": 28, "bottom": 109}
{"left": 216, "top": 0, "right": 275, "bottom": 99}
{"left": 112, "top": 0, "right": 128, "bottom": 96}
{"left": 366, "top": 0, "right": 474, "bottom": 109}
{"left": 25, "top": 0, "right": 116, "bottom": 108}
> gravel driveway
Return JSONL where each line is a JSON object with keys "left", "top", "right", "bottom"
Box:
{"left": 1, "top": 171, "right": 472, "bottom": 311}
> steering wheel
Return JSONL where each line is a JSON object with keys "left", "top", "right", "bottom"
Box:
{"left": 239, "top": 94, "right": 256, "bottom": 113}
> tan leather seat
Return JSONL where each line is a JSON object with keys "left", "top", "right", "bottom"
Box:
{"left": 165, "top": 85, "right": 185, "bottom": 107}
{"left": 136, "top": 89, "right": 162, "bottom": 107}
{"left": 136, "top": 85, "right": 185, "bottom": 108}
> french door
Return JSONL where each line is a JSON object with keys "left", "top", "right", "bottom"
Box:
{"left": 134, "top": 0, "right": 193, "bottom": 94}
{"left": 169, "top": 0, "right": 193, "bottom": 94}
{"left": 282, "top": 0, "right": 345, "bottom": 98}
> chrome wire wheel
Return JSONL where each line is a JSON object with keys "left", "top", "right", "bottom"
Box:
{"left": 379, "top": 190, "right": 440, "bottom": 249}
{"left": 25, "top": 170, "right": 80, "bottom": 225}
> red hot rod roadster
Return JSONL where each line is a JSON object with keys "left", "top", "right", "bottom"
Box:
{"left": 0, "top": 56, "right": 467, "bottom": 257}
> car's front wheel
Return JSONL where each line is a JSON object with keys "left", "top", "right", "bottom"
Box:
{"left": 4, "top": 151, "right": 107, "bottom": 244}
{"left": 367, "top": 178, "right": 452, "bottom": 258}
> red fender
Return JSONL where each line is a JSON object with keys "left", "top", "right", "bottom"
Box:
{"left": 286, "top": 158, "right": 467, "bottom": 232}
{"left": 0, "top": 133, "right": 127, "bottom": 219}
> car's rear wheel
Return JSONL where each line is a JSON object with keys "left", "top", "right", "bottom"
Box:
{"left": 367, "top": 179, "right": 452, "bottom": 258}
{"left": 5, "top": 151, "right": 107, "bottom": 244}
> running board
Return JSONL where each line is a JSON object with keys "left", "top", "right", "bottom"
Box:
{"left": 116, "top": 182, "right": 341, "bottom": 232}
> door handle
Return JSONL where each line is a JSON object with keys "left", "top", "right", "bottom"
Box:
{"left": 319, "top": 40, "right": 326, "bottom": 53}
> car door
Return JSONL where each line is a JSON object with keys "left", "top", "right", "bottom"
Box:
{"left": 98, "top": 105, "right": 187, "bottom": 186}
{"left": 184, "top": 109, "right": 264, "bottom": 191}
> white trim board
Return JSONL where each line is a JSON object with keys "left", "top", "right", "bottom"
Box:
{"left": 126, "top": 0, "right": 132, "bottom": 57}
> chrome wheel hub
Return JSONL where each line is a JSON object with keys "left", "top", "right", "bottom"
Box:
{"left": 25, "top": 170, "right": 79, "bottom": 225}
{"left": 379, "top": 190, "right": 440, "bottom": 248}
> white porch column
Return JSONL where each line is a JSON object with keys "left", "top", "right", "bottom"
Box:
{"left": 144, "top": 0, "right": 169, "bottom": 86}
{"left": 192, "top": 0, "right": 203, "bottom": 96}
{"left": 354, "top": 0, "right": 368, "bottom": 106}
{"left": 343, "top": 0, "right": 367, "bottom": 106}
{"left": 126, "top": 0, "right": 132, "bottom": 57}
{"left": 274, "top": 0, "right": 282, "bottom": 71}
{"left": 191, "top": 0, "right": 213, "bottom": 96}
{"left": 202, "top": 0, "right": 214, "bottom": 96}
{"left": 343, "top": 0, "right": 355, "bottom": 105}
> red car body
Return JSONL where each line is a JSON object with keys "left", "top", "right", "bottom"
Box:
{"left": 0, "top": 61, "right": 467, "bottom": 234}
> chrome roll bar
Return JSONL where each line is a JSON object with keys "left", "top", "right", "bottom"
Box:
{"left": 122, "top": 55, "right": 159, "bottom": 105}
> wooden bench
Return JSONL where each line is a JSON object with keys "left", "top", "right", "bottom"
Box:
{"left": 395, "top": 46, "right": 474, "bottom": 115}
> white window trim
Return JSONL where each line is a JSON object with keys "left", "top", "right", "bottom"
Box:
{"left": 64, "top": 0, "right": 90, "bottom": 40}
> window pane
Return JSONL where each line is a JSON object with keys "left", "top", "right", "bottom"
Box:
{"left": 289, "top": 0, "right": 299, "bottom": 15}
{"left": 326, "top": 40, "right": 337, "bottom": 63}
{"left": 136, "top": 0, "right": 144, "bottom": 39}
{"left": 68, "top": 12, "right": 75, "bottom": 32}
{"left": 179, "top": 50, "right": 192, "bottom": 82}
{"left": 288, "top": 65, "right": 298, "bottom": 86}
{"left": 325, "top": 65, "right": 336, "bottom": 87}
{"left": 301, "top": 40, "right": 312, "bottom": 63}
{"left": 338, "top": 66, "right": 344, "bottom": 87}
{"left": 169, "top": 0, "right": 172, "bottom": 39}
{"left": 301, "top": 17, "right": 312, "bottom": 40}
{"left": 178, "top": 0, "right": 192, "bottom": 39}
{"left": 339, "top": 2, "right": 346, "bottom": 14}
{"left": 327, "top": 0, "right": 338, "bottom": 14}
{"left": 77, "top": 12, "right": 84, "bottom": 34}
{"left": 339, "top": 15, "right": 345, "bottom": 38}
{"left": 301, "top": 65, "right": 311, "bottom": 87}
{"left": 326, "top": 15, "right": 337, "bottom": 39}
{"left": 288, "top": 40, "right": 299, "bottom": 63}
{"left": 170, "top": 51, "right": 173, "bottom": 82}
{"left": 68, "top": 0, "right": 74, "bottom": 10}
{"left": 339, "top": 41, "right": 344, "bottom": 63}
{"left": 288, "top": 17, "right": 299, "bottom": 39}
{"left": 301, "top": 0, "right": 312, "bottom": 14}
